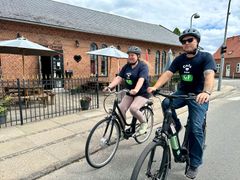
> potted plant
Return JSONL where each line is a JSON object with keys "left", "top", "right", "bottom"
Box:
{"left": 0, "top": 96, "right": 12, "bottom": 124}
{"left": 80, "top": 96, "right": 91, "bottom": 110}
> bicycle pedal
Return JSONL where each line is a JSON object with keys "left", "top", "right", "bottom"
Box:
{"left": 174, "top": 157, "right": 186, "bottom": 163}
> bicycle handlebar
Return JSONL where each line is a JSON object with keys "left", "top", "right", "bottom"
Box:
{"left": 152, "top": 89, "right": 196, "bottom": 100}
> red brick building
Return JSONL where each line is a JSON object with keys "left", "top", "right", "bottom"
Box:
{"left": 213, "top": 35, "right": 240, "bottom": 78}
{"left": 0, "top": 0, "right": 182, "bottom": 87}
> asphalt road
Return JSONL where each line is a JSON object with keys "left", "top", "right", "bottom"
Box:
{"left": 39, "top": 79, "right": 240, "bottom": 180}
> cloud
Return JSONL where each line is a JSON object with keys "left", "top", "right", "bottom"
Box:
{"left": 53, "top": 0, "right": 240, "bottom": 54}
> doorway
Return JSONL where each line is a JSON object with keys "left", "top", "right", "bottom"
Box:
{"left": 225, "top": 64, "right": 230, "bottom": 77}
{"left": 41, "top": 56, "right": 52, "bottom": 89}
{"left": 40, "top": 53, "right": 64, "bottom": 89}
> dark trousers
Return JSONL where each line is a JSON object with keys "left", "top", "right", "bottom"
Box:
{"left": 161, "top": 90, "right": 208, "bottom": 167}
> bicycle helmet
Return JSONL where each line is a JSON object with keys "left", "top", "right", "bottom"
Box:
{"left": 127, "top": 46, "right": 142, "bottom": 55}
{"left": 179, "top": 28, "right": 201, "bottom": 43}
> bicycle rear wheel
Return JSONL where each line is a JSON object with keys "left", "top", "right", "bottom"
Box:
{"left": 131, "top": 141, "right": 170, "bottom": 180}
{"left": 85, "top": 117, "right": 120, "bottom": 168}
{"left": 134, "top": 107, "right": 154, "bottom": 144}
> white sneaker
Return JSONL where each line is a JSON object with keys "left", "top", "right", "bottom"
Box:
{"left": 138, "top": 122, "right": 148, "bottom": 135}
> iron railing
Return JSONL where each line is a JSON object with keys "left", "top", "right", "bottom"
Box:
{"left": 0, "top": 75, "right": 176, "bottom": 128}
{"left": 0, "top": 77, "right": 100, "bottom": 127}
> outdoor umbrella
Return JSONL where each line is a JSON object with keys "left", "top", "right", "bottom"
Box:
{"left": 0, "top": 36, "right": 59, "bottom": 75}
{"left": 86, "top": 45, "right": 128, "bottom": 59}
{"left": 87, "top": 45, "right": 128, "bottom": 76}
{"left": 164, "top": 49, "right": 174, "bottom": 71}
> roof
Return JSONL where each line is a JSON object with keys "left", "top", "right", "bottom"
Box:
{"left": 213, "top": 35, "right": 240, "bottom": 59}
{"left": 0, "top": 0, "right": 181, "bottom": 46}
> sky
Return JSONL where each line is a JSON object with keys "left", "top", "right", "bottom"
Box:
{"left": 53, "top": 0, "right": 240, "bottom": 54}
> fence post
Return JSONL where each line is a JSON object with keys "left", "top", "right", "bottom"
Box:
{"left": 17, "top": 79, "right": 24, "bottom": 125}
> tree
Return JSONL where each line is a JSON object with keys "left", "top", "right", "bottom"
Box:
{"left": 173, "top": 27, "right": 181, "bottom": 36}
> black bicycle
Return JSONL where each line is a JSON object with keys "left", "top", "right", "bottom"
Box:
{"left": 131, "top": 90, "right": 206, "bottom": 180}
{"left": 85, "top": 89, "right": 154, "bottom": 168}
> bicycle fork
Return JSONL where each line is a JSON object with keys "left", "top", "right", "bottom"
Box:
{"left": 100, "top": 117, "right": 116, "bottom": 147}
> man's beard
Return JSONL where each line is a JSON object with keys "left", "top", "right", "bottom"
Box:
{"left": 185, "top": 48, "right": 198, "bottom": 55}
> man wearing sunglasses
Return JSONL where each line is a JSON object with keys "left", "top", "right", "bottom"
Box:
{"left": 148, "top": 28, "right": 216, "bottom": 179}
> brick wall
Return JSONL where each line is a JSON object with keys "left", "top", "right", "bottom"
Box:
{"left": 0, "top": 20, "right": 182, "bottom": 80}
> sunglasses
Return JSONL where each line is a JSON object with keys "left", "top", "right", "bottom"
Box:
{"left": 181, "top": 38, "right": 194, "bottom": 44}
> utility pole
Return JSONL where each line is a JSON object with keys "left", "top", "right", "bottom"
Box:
{"left": 217, "top": 0, "right": 231, "bottom": 91}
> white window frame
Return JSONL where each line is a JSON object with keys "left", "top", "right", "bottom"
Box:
{"left": 216, "top": 64, "right": 221, "bottom": 73}
{"left": 155, "top": 51, "right": 161, "bottom": 75}
{"left": 100, "top": 44, "right": 108, "bottom": 76}
{"left": 236, "top": 63, "right": 240, "bottom": 73}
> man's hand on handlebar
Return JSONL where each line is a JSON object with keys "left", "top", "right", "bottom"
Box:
{"left": 196, "top": 92, "right": 210, "bottom": 104}
{"left": 147, "top": 87, "right": 157, "bottom": 93}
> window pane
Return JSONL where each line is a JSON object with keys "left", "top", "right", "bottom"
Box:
{"left": 155, "top": 51, "right": 160, "bottom": 75}
{"left": 90, "top": 43, "right": 98, "bottom": 75}
{"left": 236, "top": 63, "right": 240, "bottom": 73}
{"left": 216, "top": 64, "right": 220, "bottom": 73}
{"left": 100, "top": 44, "right": 108, "bottom": 76}
{"left": 161, "top": 51, "right": 166, "bottom": 73}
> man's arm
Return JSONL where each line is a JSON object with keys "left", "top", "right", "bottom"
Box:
{"left": 196, "top": 69, "right": 215, "bottom": 104}
{"left": 154, "top": 70, "right": 173, "bottom": 89}
{"left": 148, "top": 70, "right": 173, "bottom": 92}
{"left": 203, "top": 69, "right": 215, "bottom": 93}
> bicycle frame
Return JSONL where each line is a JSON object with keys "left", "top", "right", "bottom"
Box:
{"left": 105, "top": 91, "right": 140, "bottom": 139}
{"left": 130, "top": 90, "right": 207, "bottom": 179}
{"left": 153, "top": 92, "right": 197, "bottom": 163}
{"left": 105, "top": 90, "right": 153, "bottom": 138}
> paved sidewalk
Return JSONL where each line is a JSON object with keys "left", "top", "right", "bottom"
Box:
{"left": 0, "top": 85, "right": 235, "bottom": 180}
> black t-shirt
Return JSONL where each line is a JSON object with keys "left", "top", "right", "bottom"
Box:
{"left": 168, "top": 51, "right": 216, "bottom": 94}
{"left": 119, "top": 60, "right": 149, "bottom": 98}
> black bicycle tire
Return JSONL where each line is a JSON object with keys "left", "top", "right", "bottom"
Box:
{"left": 131, "top": 141, "right": 170, "bottom": 180}
{"left": 134, "top": 106, "right": 154, "bottom": 144}
{"left": 103, "top": 93, "right": 113, "bottom": 114}
{"left": 85, "top": 117, "right": 120, "bottom": 168}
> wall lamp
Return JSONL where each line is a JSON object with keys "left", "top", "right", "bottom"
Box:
{"left": 75, "top": 40, "right": 80, "bottom": 47}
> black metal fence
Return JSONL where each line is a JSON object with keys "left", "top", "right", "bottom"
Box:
{"left": 0, "top": 77, "right": 100, "bottom": 128}
{"left": 0, "top": 75, "right": 177, "bottom": 128}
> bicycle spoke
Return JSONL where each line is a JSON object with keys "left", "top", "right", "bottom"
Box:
{"left": 85, "top": 118, "right": 120, "bottom": 168}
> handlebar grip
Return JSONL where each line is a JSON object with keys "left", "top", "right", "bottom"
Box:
{"left": 152, "top": 89, "right": 161, "bottom": 96}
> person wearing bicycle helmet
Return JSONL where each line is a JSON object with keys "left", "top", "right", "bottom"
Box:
{"left": 148, "top": 28, "right": 216, "bottom": 179}
{"left": 103, "top": 46, "right": 150, "bottom": 135}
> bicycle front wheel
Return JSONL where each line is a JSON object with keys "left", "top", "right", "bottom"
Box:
{"left": 131, "top": 141, "right": 170, "bottom": 180}
{"left": 135, "top": 107, "right": 154, "bottom": 144}
{"left": 85, "top": 117, "right": 120, "bottom": 168}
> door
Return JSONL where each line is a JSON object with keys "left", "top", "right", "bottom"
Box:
{"left": 40, "top": 56, "right": 52, "bottom": 89}
{"left": 225, "top": 64, "right": 230, "bottom": 77}
{"left": 52, "top": 54, "right": 64, "bottom": 88}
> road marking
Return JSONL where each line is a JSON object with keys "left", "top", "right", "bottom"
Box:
{"left": 227, "top": 96, "right": 240, "bottom": 101}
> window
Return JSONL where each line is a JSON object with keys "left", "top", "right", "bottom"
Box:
{"left": 90, "top": 43, "right": 98, "bottom": 75}
{"left": 161, "top": 51, "right": 167, "bottom": 73}
{"left": 216, "top": 64, "right": 221, "bottom": 73}
{"left": 236, "top": 63, "right": 240, "bottom": 73}
{"left": 155, "top": 51, "right": 161, "bottom": 75}
{"left": 100, "top": 44, "right": 108, "bottom": 76}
